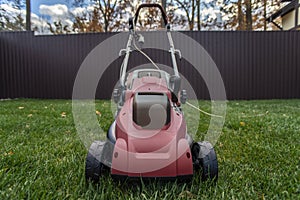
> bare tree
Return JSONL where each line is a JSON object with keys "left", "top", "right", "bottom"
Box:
{"left": 263, "top": 0, "right": 267, "bottom": 30}
{"left": 48, "top": 21, "right": 71, "bottom": 34}
{"left": 0, "top": 0, "right": 26, "bottom": 31}
{"left": 26, "top": 0, "right": 30, "bottom": 31}
{"left": 245, "top": 0, "right": 252, "bottom": 30}
{"left": 96, "top": 0, "right": 118, "bottom": 32}
{"left": 237, "top": 0, "right": 244, "bottom": 30}
{"left": 161, "top": 0, "right": 167, "bottom": 27}
{"left": 72, "top": 7, "right": 104, "bottom": 33}
{"left": 174, "top": 0, "right": 196, "bottom": 30}
{"left": 196, "top": 0, "right": 200, "bottom": 30}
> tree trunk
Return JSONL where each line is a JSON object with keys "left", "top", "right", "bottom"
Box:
{"left": 161, "top": 0, "right": 166, "bottom": 28}
{"left": 263, "top": 0, "right": 267, "bottom": 30}
{"left": 245, "top": 0, "right": 252, "bottom": 30}
{"left": 26, "top": 0, "right": 30, "bottom": 31}
{"left": 237, "top": 0, "right": 243, "bottom": 30}
{"left": 190, "top": 0, "right": 195, "bottom": 30}
{"left": 197, "top": 0, "right": 200, "bottom": 30}
{"left": 104, "top": 19, "right": 108, "bottom": 32}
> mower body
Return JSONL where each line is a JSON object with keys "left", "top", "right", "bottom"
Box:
{"left": 109, "top": 69, "right": 193, "bottom": 179}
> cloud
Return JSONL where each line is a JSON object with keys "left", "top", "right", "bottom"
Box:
{"left": 0, "top": 3, "right": 49, "bottom": 33}
{"left": 70, "top": 7, "right": 86, "bottom": 16}
{"left": 0, "top": 3, "right": 22, "bottom": 19}
{"left": 38, "top": 4, "right": 76, "bottom": 34}
{"left": 0, "top": 3, "right": 74, "bottom": 34}
{"left": 39, "top": 4, "right": 69, "bottom": 21}
{"left": 38, "top": 4, "right": 97, "bottom": 33}
{"left": 70, "top": 6, "right": 94, "bottom": 17}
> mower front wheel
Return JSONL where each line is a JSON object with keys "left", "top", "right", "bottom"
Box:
{"left": 85, "top": 141, "right": 106, "bottom": 183}
{"left": 192, "top": 141, "right": 218, "bottom": 181}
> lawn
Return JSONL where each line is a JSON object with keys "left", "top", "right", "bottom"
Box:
{"left": 0, "top": 99, "right": 299, "bottom": 199}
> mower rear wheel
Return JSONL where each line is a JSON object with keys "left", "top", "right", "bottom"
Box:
{"left": 192, "top": 141, "right": 218, "bottom": 181}
{"left": 85, "top": 141, "right": 106, "bottom": 183}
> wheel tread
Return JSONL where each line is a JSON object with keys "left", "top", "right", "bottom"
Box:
{"left": 192, "top": 141, "right": 218, "bottom": 181}
{"left": 85, "top": 141, "right": 106, "bottom": 183}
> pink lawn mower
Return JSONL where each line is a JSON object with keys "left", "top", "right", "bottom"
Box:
{"left": 85, "top": 4, "right": 218, "bottom": 183}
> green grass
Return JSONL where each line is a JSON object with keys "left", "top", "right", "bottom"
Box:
{"left": 0, "top": 99, "right": 299, "bottom": 199}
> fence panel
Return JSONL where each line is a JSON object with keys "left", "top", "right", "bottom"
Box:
{"left": 0, "top": 31, "right": 299, "bottom": 100}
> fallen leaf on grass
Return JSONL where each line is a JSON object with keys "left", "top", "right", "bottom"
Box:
{"left": 27, "top": 114, "right": 33, "bottom": 117}
{"left": 61, "top": 112, "right": 66, "bottom": 118}
{"left": 96, "top": 110, "right": 101, "bottom": 117}
{"left": 18, "top": 107, "right": 24, "bottom": 109}
{"left": 178, "top": 191, "right": 196, "bottom": 199}
{"left": 240, "top": 121, "right": 245, "bottom": 126}
{"left": 4, "top": 151, "right": 14, "bottom": 156}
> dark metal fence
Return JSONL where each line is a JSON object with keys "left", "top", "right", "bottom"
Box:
{"left": 1, "top": 31, "right": 299, "bottom": 100}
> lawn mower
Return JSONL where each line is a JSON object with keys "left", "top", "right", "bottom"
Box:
{"left": 85, "top": 3, "right": 218, "bottom": 183}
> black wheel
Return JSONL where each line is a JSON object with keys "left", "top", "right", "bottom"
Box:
{"left": 192, "top": 141, "right": 218, "bottom": 181}
{"left": 85, "top": 141, "right": 106, "bottom": 183}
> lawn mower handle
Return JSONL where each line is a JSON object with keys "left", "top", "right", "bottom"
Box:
{"left": 133, "top": 4, "right": 168, "bottom": 28}
{"left": 121, "top": 4, "right": 181, "bottom": 94}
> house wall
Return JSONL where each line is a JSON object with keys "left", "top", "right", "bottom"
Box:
{"left": 281, "top": 1, "right": 300, "bottom": 30}
{"left": 298, "top": 7, "right": 300, "bottom": 26}
{"left": 282, "top": 10, "right": 295, "bottom": 30}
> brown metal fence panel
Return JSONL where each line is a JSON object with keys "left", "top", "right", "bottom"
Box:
{"left": 0, "top": 31, "right": 299, "bottom": 100}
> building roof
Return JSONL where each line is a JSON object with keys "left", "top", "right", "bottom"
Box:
{"left": 266, "top": 0, "right": 297, "bottom": 23}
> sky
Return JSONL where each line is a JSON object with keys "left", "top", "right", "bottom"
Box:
{"left": 29, "top": 0, "right": 221, "bottom": 21}
{"left": 31, "top": 0, "right": 71, "bottom": 15}
{"left": 0, "top": 0, "right": 284, "bottom": 34}
{"left": 0, "top": 0, "right": 76, "bottom": 33}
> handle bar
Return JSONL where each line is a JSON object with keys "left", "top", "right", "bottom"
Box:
{"left": 133, "top": 3, "right": 168, "bottom": 28}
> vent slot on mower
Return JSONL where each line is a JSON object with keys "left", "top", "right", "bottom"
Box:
{"left": 138, "top": 71, "right": 161, "bottom": 78}
{"left": 133, "top": 93, "right": 170, "bottom": 129}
